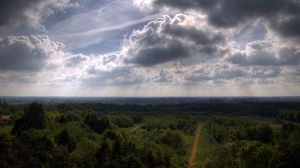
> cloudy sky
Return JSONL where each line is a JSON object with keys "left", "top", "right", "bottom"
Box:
{"left": 0, "top": 0, "right": 299, "bottom": 96}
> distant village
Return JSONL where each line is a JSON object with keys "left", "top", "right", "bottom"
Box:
{"left": 0, "top": 114, "right": 11, "bottom": 122}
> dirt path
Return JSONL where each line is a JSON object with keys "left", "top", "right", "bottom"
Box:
{"left": 128, "top": 124, "right": 143, "bottom": 133}
{"left": 188, "top": 126, "right": 200, "bottom": 168}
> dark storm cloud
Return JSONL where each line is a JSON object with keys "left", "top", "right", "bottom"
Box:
{"left": 162, "top": 24, "right": 224, "bottom": 45}
{"left": 124, "top": 41, "right": 191, "bottom": 66}
{"left": 227, "top": 41, "right": 300, "bottom": 66}
{"left": 0, "top": 0, "right": 34, "bottom": 26}
{"left": 0, "top": 0, "right": 70, "bottom": 32}
{"left": 0, "top": 35, "right": 62, "bottom": 71}
{"left": 269, "top": 1, "right": 300, "bottom": 39}
{"left": 154, "top": 0, "right": 217, "bottom": 10}
{"left": 152, "top": 0, "right": 300, "bottom": 39}
{"left": 270, "top": 14, "right": 300, "bottom": 39}
{"left": 123, "top": 14, "right": 225, "bottom": 67}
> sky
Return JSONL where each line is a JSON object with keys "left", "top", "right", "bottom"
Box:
{"left": 0, "top": 0, "right": 299, "bottom": 97}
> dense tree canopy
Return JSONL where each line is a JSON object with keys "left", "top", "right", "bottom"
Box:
{"left": 0, "top": 101, "right": 300, "bottom": 168}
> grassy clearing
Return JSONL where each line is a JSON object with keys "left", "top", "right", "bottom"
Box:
{"left": 188, "top": 126, "right": 200, "bottom": 168}
{"left": 181, "top": 131, "right": 194, "bottom": 161}
{"left": 194, "top": 124, "right": 215, "bottom": 168}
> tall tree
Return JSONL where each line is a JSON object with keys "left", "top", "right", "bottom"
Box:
{"left": 23, "top": 102, "right": 46, "bottom": 129}
{"left": 57, "top": 129, "right": 75, "bottom": 152}
{"left": 12, "top": 102, "right": 46, "bottom": 134}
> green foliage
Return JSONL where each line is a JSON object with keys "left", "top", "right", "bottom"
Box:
{"left": 0, "top": 100, "right": 13, "bottom": 115}
{"left": 160, "top": 131, "right": 184, "bottom": 152}
{"left": 58, "top": 112, "right": 82, "bottom": 124}
{"left": 4, "top": 101, "right": 299, "bottom": 168}
{"left": 278, "top": 110, "right": 300, "bottom": 122}
{"left": 132, "top": 114, "right": 143, "bottom": 123}
{"left": 243, "top": 124, "right": 273, "bottom": 144}
{"left": 205, "top": 116, "right": 273, "bottom": 144}
{"left": 140, "top": 142, "right": 174, "bottom": 168}
{"left": 14, "top": 129, "right": 71, "bottom": 168}
{"left": 70, "top": 138, "right": 99, "bottom": 167}
{"left": 6, "top": 110, "right": 187, "bottom": 167}
{"left": 96, "top": 138, "right": 113, "bottom": 167}
{"left": 143, "top": 115, "right": 197, "bottom": 134}
{"left": 84, "top": 113, "right": 111, "bottom": 133}
{"left": 204, "top": 116, "right": 300, "bottom": 168}
{"left": 0, "top": 133, "right": 16, "bottom": 167}
{"left": 143, "top": 119, "right": 169, "bottom": 130}
{"left": 23, "top": 102, "right": 46, "bottom": 129}
{"left": 94, "top": 131, "right": 182, "bottom": 168}
{"left": 12, "top": 102, "right": 46, "bottom": 135}
{"left": 111, "top": 114, "right": 134, "bottom": 128}
{"left": 203, "top": 141, "right": 275, "bottom": 168}
{"left": 279, "top": 122, "right": 295, "bottom": 139}
{"left": 169, "top": 117, "right": 197, "bottom": 134}
{"left": 269, "top": 127, "right": 300, "bottom": 168}
{"left": 56, "top": 129, "right": 76, "bottom": 151}
{"left": 255, "top": 124, "right": 273, "bottom": 143}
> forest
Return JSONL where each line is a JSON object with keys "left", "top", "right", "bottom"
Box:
{"left": 0, "top": 99, "right": 300, "bottom": 168}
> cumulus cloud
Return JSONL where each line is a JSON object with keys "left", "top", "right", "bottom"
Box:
{"left": 250, "top": 66, "right": 281, "bottom": 78}
{"left": 0, "top": 0, "right": 71, "bottom": 32}
{"left": 0, "top": 35, "right": 64, "bottom": 71}
{"left": 82, "top": 66, "right": 144, "bottom": 86}
{"left": 136, "top": 0, "right": 300, "bottom": 41}
{"left": 122, "top": 14, "right": 225, "bottom": 66}
{"left": 185, "top": 64, "right": 246, "bottom": 82}
{"left": 0, "top": 34, "right": 133, "bottom": 88}
{"left": 184, "top": 63, "right": 281, "bottom": 84}
{"left": 0, "top": 0, "right": 299, "bottom": 96}
{"left": 64, "top": 54, "right": 89, "bottom": 67}
{"left": 226, "top": 41, "right": 300, "bottom": 66}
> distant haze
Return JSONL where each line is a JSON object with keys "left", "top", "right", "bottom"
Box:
{"left": 1, "top": 96, "right": 300, "bottom": 105}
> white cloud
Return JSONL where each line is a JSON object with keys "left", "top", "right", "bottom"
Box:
{"left": 0, "top": 0, "right": 72, "bottom": 34}
{"left": 0, "top": 1, "right": 300, "bottom": 96}
{"left": 122, "top": 14, "right": 226, "bottom": 66}
{"left": 0, "top": 35, "right": 64, "bottom": 72}
{"left": 226, "top": 40, "right": 300, "bottom": 66}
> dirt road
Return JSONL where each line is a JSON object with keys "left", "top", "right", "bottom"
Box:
{"left": 128, "top": 124, "right": 143, "bottom": 133}
{"left": 188, "top": 126, "right": 200, "bottom": 168}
